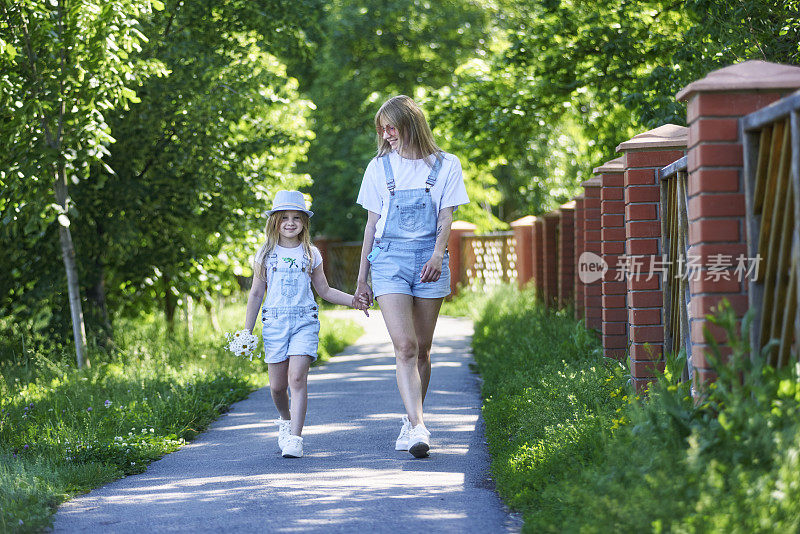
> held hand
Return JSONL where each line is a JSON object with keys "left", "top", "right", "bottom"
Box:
{"left": 351, "top": 294, "right": 370, "bottom": 317}
{"left": 420, "top": 252, "right": 444, "bottom": 283}
{"left": 355, "top": 281, "right": 374, "bottom": 308}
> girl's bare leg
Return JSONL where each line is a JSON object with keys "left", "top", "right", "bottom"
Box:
{"left": 376, "top": 293, "right": 424, "bottom": 427}
{"left": 268, "top": 361, "right": 290, "bottom": 420}
{"left": 412, "top": 297, "right": 443, "bottom": 403}
{"left": 288, "top": 355, "right": 313, "bottom": 436}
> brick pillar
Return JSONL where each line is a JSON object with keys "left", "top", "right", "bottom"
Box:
{"left": 617, "top": 124, "right": 688, "bottom": 392}
{"left": 595, "top": 157, "right": 627, "bottom": 360}
{"left": 542, "top": 212, "right": 560, "bottom": 307}
{"left": 531, "top": 217, "right": 545, "bottom": 298}
{"left": 676, "top": 60, "right": 800, "bottom": 389}
{"left": 558, "top": 201, "right": 576, "bottom": 309}
{"left": 448, "top": 221, "right": 477, "bottom": 296}
{"left": 573, "top": 195, "right": 585, "bottom": 320}
{"left": 581, "top": 178, "right": 602, "bottom": 331}
{"left": 510, "top": 216, "right": 536, "bottom": 288}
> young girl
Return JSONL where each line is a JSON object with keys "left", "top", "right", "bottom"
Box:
{"left": 242, "top": 190, "right": 367, "bottom": 458}
{"left": 354, "top": 95, "right": 469, "bottom": 458}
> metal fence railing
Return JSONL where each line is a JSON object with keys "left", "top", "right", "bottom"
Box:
{"left": 660, "top": 156, "right": 692, "bottom": 382}
{"left": 742, "top": 89, "right": 800, "bottom": 367}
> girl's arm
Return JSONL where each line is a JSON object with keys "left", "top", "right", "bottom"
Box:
{"left": 355, "top": 210, "right": 380, "bottom": 306}
{"left": 310, "top": 265, "right": 369, "bottom": 315}
{"left": 420, "top": 206, "right": 454, "bottom": 282}
{"left": 243, "top": 276, "right": 267, "bottom": 332}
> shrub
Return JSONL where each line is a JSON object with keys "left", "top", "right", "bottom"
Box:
{"left": 474, "top": 289, "right": 800, "bottom": 533}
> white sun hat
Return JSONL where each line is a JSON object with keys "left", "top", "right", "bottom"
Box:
{"left": 266, "top": 190, "right": 314, "bottom": 217}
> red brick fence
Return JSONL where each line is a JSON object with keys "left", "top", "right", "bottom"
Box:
{"left": 316, "top": 60, "right": 800, "bottom": 394}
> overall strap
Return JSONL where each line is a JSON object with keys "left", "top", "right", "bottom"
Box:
{"left": 425, "top": 152, "right": 444, "bottom": 192}
{"left": 381, "top": 155, "right": 396, "bottom": 196}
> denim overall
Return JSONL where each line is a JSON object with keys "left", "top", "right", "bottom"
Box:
{"left": 261, "top": 249, "right": 320, "bottom": 362}
{"left": 368, "top": 153, "right": 451, "bottom": 298}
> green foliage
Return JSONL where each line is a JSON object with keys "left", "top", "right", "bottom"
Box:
{"left": 301, "top": 0, "right": 501, "bottom": 239}
{"left": 0, "top": 306, "right": 362, "bottom": 533}
{"left": 438, "top": 0, "right": 800, "bottom": 220}
{"left": 474, "top": 289, "right": 800, "bottom": 533}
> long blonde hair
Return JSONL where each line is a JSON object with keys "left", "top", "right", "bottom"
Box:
{"left": 375, "top": 95, "right": 442, "bottom": 167}
{"left": 252, "top": 210, "right": 314, "bottom": 280}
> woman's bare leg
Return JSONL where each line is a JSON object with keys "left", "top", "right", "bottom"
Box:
{"left": 376, "top": 293, "right": 424, "bottom": 427}
{"left": 287, "top": 355, "right": 313, "bottom": 436}
{"left": 412, "top": 297, "right": 443, "bottom": 403}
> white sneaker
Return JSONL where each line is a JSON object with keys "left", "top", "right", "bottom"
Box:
{"left": 407, "top": 424, "right": 430, "bottom": 458}
{"left": 281, "top": 435, "right": 303, "bottom": 458}
{"left": 277, "top": 418, "right": 291, "bottom": 450}
{"left": 395, "top": 416, "right": 411, "bottom": 451}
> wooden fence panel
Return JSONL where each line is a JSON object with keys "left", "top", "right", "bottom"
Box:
{"left": 660, "top": 156, "right": 692, "bottom": 381}
{"left": 742, "top": 90, "right": 800, "bottom": 366}
{"left": 461, "top": 232, "right": 517, "bottom": 289}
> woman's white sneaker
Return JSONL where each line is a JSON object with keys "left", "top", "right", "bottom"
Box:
{"left": 395, "top": 415, "right": 411, "bottom": 451}
{"left": 281, "top": 435, "right": 303, "bottom": 458}
{"left": 277, "top": 418, "right": 291, "bottom": 450}
{"left": 407, "top": 424, "right": 430, "bottom": 458}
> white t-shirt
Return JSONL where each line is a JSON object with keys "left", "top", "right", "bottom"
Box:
{"left": 253, "top": 243, "right": 322, "bottom": 281}
{"left": 356, "top": 151, "right": 470, "bottom": 239}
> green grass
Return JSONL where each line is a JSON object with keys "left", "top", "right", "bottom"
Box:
{"left": 0, "top": 298, "right": 363, "bottom": 534}
{"left": 471, "top": 287, "right": 800, "bottom": 533}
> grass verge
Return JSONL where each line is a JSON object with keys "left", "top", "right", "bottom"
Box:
{"left": 0, "top": 301, "right": 363, "bottom": 533}
{"left": 472, "top": 286, "right": 800, "bottom": 533}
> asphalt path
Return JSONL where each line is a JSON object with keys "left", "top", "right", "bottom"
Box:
{"left": 53, "top": 310, "right": 521, "bottom": 533}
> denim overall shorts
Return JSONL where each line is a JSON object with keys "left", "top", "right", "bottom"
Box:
{"left": 261, "top": 251, "right": 320, "bottom": 363}
{"left": 368, "top": 153, "right": 451, "bottom": 299}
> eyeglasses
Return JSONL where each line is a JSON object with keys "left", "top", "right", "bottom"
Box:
{"left": 376, "top": 124, "right": 397, "bottom": 136}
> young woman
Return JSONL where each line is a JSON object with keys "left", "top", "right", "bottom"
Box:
{"left": 354, "top": 95, "right": 469, "bottom": 458}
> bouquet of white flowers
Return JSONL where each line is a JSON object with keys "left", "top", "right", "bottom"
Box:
{"left": 225, "top": 329, "right": 258, "bottom": 360}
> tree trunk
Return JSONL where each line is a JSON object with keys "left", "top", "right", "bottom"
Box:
{"left": 55, "top": 166, "right": 89, "bottom": 368}
{"left": 204, "top": 301, "right": 221, "bottom": 333}
{"left": 163, "top": 274, "right": 176, "bottom": 333}
{"left": 86, "top": 260, "right": 113, "bottom": 340}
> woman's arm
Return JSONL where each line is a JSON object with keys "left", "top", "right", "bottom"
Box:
{"left": 420, "top": 206, "right": 454, "bottom": 283}
{"left": 311, "top": 266, "right": 369, "bottom": 314}
{"left": 244, "top": 276, "right": 267, "bottom": 332}
{"left": 355, "top": 210, "right": 379, "bottom": 306}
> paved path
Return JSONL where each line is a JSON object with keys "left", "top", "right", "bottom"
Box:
{"left": 53, "top": 311, "right": 520, "bottom": 533}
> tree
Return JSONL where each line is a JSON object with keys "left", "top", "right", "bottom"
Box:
{"left": 0, "top": 0, "right": 163, "bottom": 366}
{"left": 72, "top": 0, "right": 316, "bottom": 330}
{"left": 301, "top": 0, "right": 500, "bottom": 240}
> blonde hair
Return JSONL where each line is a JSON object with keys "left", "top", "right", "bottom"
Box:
{"left": 252, "top": 210, "right": 314, "bottom": 280}
{"left": 375, "top": 95, "right": 442, "bottom": 167}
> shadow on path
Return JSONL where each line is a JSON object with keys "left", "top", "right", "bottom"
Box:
{"left": 53, "top": 311, "right": 522, "bottom": 533}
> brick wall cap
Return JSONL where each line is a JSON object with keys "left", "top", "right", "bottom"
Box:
{"left": 593, "top": 156, "right": 625, "bottom": 174}
{"left": 574, "top": 193, "right": 585, "bottom": 200}
{"left": 616, "top": 124, "right": 688, "bottom": 152}
{"left": 451, "top": 220, "right": 478, "bottom": 231}
{"left": 676, "top": 60, "right": 800, "bottom": 102}
{"left": 560, "top": 200, "right": 576, "bottom": 210}
{"left": 580, "top": 176, "right": 602, "bottom": 188}
{"left": 543, "top": 211, "right": 560, "bottom": 219}
{"left": 510, "top": 215, "right": 537, "bottom": 227}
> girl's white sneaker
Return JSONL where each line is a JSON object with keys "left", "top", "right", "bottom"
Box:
{"left": 282, "top": 435, "right": 303, "bottom": 458}
{"left": 395, "top": 415, "right": 411, "bottom": 451}
{"left": 407, "top": 424, "right": 430, "bottom": 458}
{"left": 277, "top": 418, "right": 291, "bottom": 450}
